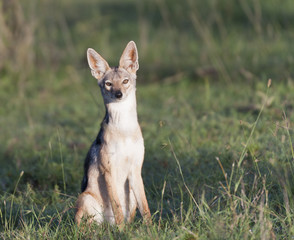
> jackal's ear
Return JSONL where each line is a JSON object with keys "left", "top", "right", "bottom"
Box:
{"left": 87, "top": 48, "right": 110, "bottom": 80}
{"left": 119, "top": 41, "right": 139, "bottom": 74}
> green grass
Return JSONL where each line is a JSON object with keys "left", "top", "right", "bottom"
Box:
{"left": 1, "top": 75, "right": 294, "bottom": 238}
{"left": 1, "top": 0, "right": 294, "bottom": 239}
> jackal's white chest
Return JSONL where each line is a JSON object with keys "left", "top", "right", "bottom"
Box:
{"left": 104, "top": 93, "right": 144, "bottom": 175}
{"left": 117, "top": 135, "right": 144, "bottom": 163}
{"left": 104, "top": 130, "right": 144, "bottom": 171}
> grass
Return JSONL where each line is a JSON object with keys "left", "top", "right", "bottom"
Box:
{"left": 1, "top": 76, "right": 294, "bottom": 238}
{"left": 1, "top": 0, "right": 294, "bottom": 239}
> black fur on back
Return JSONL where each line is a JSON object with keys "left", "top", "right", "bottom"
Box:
{"left": 80, "top": 114, "right": 107, "bottom": 192}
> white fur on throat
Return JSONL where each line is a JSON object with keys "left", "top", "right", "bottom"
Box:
{"left": 106, "top": 90, "right": 139, "bottom": 133}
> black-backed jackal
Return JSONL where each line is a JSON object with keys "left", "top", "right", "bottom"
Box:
{"left": 75, "top": 41, "right": 151, "bottom": 226}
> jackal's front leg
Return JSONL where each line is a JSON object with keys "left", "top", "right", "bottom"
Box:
{"left": 129, "top": 169, "right": 151, "bottom": 224}
{"left": 104, "top": 172, "right": 124, "bottom": 225}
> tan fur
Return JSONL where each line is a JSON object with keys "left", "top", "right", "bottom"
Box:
{"left": 75, "top": 41, "right": 151, "bottom": 227}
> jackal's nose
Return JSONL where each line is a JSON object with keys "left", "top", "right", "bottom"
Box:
{"left": 115, "top": 90, "right": 123, "bottom": 99}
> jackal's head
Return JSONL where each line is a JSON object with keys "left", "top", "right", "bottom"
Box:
{"left": 87, "top": 41, "right": 139, "bottom": 103}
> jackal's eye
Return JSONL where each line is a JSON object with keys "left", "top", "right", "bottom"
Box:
{"left": 105, "top": 82, "right": 112, "bottom": 87}
{"left": 122, "top": 79, "right": 129, "bottom": 84}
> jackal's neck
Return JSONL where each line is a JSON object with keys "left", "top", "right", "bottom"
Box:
{"left": 104, "top": 91, "right": 139, "bottom": 128}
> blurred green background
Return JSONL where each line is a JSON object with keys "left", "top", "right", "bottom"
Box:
{"left": 1, "top": 0, "right": 294, "bottom": 83}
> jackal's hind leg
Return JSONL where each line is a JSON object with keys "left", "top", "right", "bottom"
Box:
{"left": 75, "top": 191, "right": 104, "bottom": 225}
